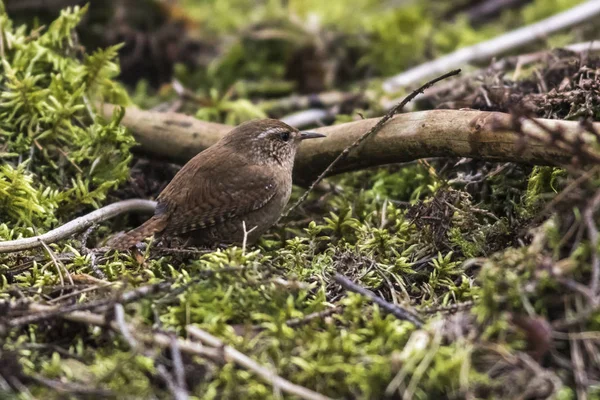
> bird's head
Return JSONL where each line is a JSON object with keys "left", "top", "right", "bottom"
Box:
{"left": 221, "top": 119, "right": 325, "bottom": 167}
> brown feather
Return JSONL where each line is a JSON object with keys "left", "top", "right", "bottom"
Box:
{"left": 108, "top": 215, "right": 168, "bottom": 250}
{"left": 108, "top": 119, "right": 322, "bottom": 249}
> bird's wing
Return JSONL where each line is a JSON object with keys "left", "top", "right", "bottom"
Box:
{"left": 156, "top": 150, "right": 278, "bottom": 236}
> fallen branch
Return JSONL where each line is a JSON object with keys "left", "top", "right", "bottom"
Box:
{"left": 283, "top": 69, "right": 461, "bottom": 216}
{"left": 0, "top": 199, "right": 156, "bottom": 253}
{"left": 7, "top": 300, "right": 332, "bottom": 400}
{"left": 98, "top": 104, "right": 600, "bottom": 185}
{"left": 333, "top": 273, "right": 423, "bottom": 327}
{"left": 187, "top": 326, "right": 332, "bottom": 400}
{"left": 23, "top": 301, "right": 222, "bottom": 365}
{"left": 382, "top": 1, "right": 600, "bottom": 92}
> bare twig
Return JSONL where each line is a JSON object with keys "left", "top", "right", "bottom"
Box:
{"left": 156, "top": 365, "right": 189, "bottom": 400}
{"left": 187, "top": 325, "right": 332, "bottom": 400}
{"left": 283, "top": 306, "right": 342, "bottom": 328}
{"left": 39, "top": 240, "right": 74, "bottom": 287}
{"left": 29, "top": 373, "right": 113, "bottom": 398}
{"left": 26, "top": 302, "right": 221, "bottom": 359}
{"left": 115, "top": 303, "right": 190, "bottom": 400}
{"left": 114, "top": 304, "right": 138, "bottom": 349}
{"left": 170, "top": 338, "right": 188, "bottom": 397}
{"left": 2, "top": 280, "right": 172, "bottom": 331}
{"left": 241, "top": 221, "right": 257, "bottom": 256}
{"left": 39, "top": 240, "right": 65, "bottom": 288}
{"left": 570, "top": 323, "right": 589, "bottom": 399}
{"left": 382, "top": 1, "right": 600, "bottom": 92}
{"left": 333, "top": 273, "right": 423, "bottom": 327}
{"left": 283, "top": 69, "right": 461, "bottom": 216}
{"left": 0, "top": 199, "right": 157, "bottom": 253}
{"left": 584, "top": 191, "right": 600, "bottom": 296}
{"left": 48, "top": 282, "right": 115, "bottom": 304}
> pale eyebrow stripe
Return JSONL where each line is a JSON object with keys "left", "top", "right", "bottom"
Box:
{"left": 257, "top": 127, "right": 285, "bottom": 139}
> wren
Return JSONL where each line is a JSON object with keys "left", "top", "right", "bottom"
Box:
{"left": 110, "top": 119, "right": 325, "bottom": 249}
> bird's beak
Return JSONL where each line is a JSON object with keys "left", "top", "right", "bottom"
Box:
{"left": 300, "top": 131, "right": 326, "bottom": 140}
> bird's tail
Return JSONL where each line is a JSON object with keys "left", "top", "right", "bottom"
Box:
{"left": 107, "top": 216, "right": 167, "bottom": 250}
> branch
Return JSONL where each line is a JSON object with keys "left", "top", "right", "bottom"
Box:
{"left": 98, "top": 104, "right": 600, "bottom": 185}
{"left": 8, "top": 300, "right": 332, "bottom": 400}
{"left": 584, "top": 191, "right": 600, "bottom": 296}
{"left": 382, "top": 1, "right": 600, "bottom": 92}
{"left": 0, "top": 199, "right": 156, "bottom": 253}
{"left": 187, "top": 326, "right": 332, "bottom": 400}
{"left": 283, "top": 69, "right": 461, "bottom": 217}
{"left": 25, "top": 302, "right": 222, "bottom": 361}
{"left": 333, "top": 273, "right": 423, "bottom": 327}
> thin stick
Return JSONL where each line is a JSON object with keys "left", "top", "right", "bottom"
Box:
{"left": 29, "top": 373, "right": 114, "bottom": 398}
{"left": 584, "top": 191, "right": 600, "bottom": 296}
{"left": 333, "top": 273, "right": 423, "bottom": 328}
{"left": 382, "top": 1, "right": 600, "bottom": 92}
{"left": 187, "top": 326, "right": 332, "bottom": 400}
{"left": 114, "top": 304, "right": 138, "bottom": 349}
{"left": 115, "top": 303, "right": 190, "bottom": 400}
{"left": 156, "top": 365, "right": 189, "bottom": 400}
{"left": 170, "top": 338, "right": 188, "bottom": 396}
{"left": 241, "top": 221, "right": 257, "bottom": 256}
{"left": 0, "top": 199, "right": 156, "bottom": 253}
{"left": 39, "top": 240, "right": 65, "bottom": 288}
{"left": 283, "top": 69, "right": 461, "bottom": 217}
{"left": 25, "top": 303, "right": 221, "bottom": 360}
{"left": 40, "top": 239, "right": 74, "bottom": 286}
{"left": 49, "top": 282, "right": 115, "bottom": 304}
{"left": 284, "top": 306, "right": 342, "bottom": 328}
{"left": 3, "top": 280, "right": 171, "bottom": 330}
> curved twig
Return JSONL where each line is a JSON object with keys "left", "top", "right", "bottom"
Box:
{"left": 0, "top": 199, "right": 157, "bottom": 253}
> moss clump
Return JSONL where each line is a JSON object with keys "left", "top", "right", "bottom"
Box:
{"left": 0, "top": 4, "right": 132, "bottom": 238}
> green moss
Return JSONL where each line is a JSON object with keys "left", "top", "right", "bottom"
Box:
{"left": 1, "top": 0, "right": 599, "bottom": 398}
{"left": 0, "top": 4, "right": 133, "bottom": 238}
{"left": 521, "top": 166, "right": 565, "bottom": 218}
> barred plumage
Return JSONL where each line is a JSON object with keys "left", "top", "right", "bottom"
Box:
{"left": 108, "top": 119, "right": 324, "bottom": 250}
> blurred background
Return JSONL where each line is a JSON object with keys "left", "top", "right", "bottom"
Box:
{"left": 4, "top": 0, "right": 595, "bottom": 124}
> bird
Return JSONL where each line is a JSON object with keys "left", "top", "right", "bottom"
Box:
{"left": 109, "top": 119, "right": 325, "bottom": 250}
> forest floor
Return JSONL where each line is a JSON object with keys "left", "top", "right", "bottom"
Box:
{"left": 1, "top": 1, "right": 600, "bottom": 399}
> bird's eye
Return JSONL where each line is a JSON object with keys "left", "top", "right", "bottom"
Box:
{"left": 280, "top": 131, "right": 290, "bottom": 141}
